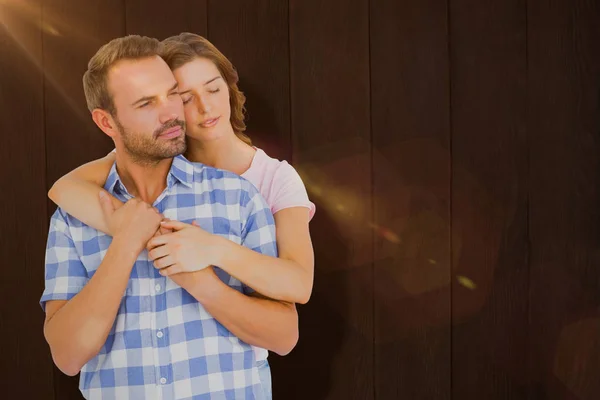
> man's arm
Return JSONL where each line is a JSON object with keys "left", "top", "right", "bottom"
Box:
{"left": 44, "top": 237, "right": 140, "bottom": 376}
{"left": 42, "top": 198, "right": 162, "bottom": 376}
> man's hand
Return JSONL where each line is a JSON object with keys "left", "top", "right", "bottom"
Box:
{"left": 146, "top": 220, "right": 226, "bottom": 276}
{"left": 99, "top": 191, "right": 162, "bottom": 252}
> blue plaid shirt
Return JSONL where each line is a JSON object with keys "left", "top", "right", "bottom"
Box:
{"left": 41, "top": 155, "right": 277, "bottom": 400}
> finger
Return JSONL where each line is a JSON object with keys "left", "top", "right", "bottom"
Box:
{"left": 147, "top": 234, "right": 170, "bottom": 250}
{"left": 159, "top": 264, "right": 183, "bottom": 276}
{"left": 191, "top": 220, "right": 199, "bottom": 227}
{"left": 160, "top": 220, "right": 190, "bottom": 231}
{"left": 148, "top": 244, "right": 170, "bottom": 261}
{"left": 153, "top": 255, "right": 176, "bottom": 270}
{"left": 98, "top": 191, "right": 115, "bottom": 216}
{"left": 159, "top": 223, "right": 173, "bottom": 235}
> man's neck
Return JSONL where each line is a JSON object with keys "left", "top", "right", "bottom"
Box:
{"left": 114, "top": 152, "right": 173, "bottom": 204}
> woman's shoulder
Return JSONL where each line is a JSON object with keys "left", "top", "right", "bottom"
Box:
{"left": 252, "top": 147, "right": 297, "bottom": 175}
{"left": 249, "top": 147, "right": 316, "bottom": 219}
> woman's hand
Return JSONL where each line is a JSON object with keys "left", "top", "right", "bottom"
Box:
{"left": 146, "top": 219, "right": 227, "bottom": 276}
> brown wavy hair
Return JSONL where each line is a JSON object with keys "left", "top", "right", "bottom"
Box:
{"left": 161, "top": 33, "right": 251, "bottom": 145}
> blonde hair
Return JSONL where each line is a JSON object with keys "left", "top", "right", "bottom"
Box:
{"left": 83, "top": 35, "right": 163, "bottom": 115}
{"left": 161, "top": 33, "right": 252, "bottom": 146}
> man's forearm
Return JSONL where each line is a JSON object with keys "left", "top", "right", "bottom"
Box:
{"left": 44, "top": 238, "right": 140, "bottom": 375}
{"left": 185, "top": 271, "right": 299, "bottom": 356}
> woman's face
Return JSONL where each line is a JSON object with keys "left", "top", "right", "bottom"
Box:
{"left": 173, "top": 57, "right": 232, "bottom": 143}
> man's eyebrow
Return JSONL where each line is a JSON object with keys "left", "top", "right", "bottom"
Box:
{"left": 131, "top": 82, "right": 179, "bottom": 106}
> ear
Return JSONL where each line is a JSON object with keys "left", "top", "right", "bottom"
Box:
{"left": 92, "top": 108, "right": 119, "bottom": 138}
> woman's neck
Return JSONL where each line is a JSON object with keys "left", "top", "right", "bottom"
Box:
{"left": 185, "top": 134, "right": 256, "bottom": 176}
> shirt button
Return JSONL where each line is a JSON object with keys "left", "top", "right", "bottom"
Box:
{"left": 160, "top": 377, "right": 167, "bottom": 385}
{"left": 155, "top": 284, "right": 161, "bottom": 293}
{"left": 157, "top": 330, "right": 163, "bottom": 338}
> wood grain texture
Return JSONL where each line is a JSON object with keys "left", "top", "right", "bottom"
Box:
{"left": 371, "top": 0, "right": 451, "bottom": 398}
{"left": 126, "top": 0, "right": 207, "bottom": 39}
{"left": 449, "top": 0, "right": 529, "bottom": 398}
{"left": 528, "top": 0, "right": 600, "bottom": 399}
{"left": 0, "top": 0, "right": 54, "bottom": 398}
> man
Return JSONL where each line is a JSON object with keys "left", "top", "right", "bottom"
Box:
{"left": 40, "top": 35, "right": 297, "bottom": 400}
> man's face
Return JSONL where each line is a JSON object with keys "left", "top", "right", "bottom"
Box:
{"left": 108, "top": 56, "right": 186, "bottom": 163}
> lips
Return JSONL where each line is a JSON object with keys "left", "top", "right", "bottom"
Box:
{"left": 199, "top": 116, "right": 220, "bottom": 128}
{"left": 158, "top": 126, "right": 183, "bottom": 139}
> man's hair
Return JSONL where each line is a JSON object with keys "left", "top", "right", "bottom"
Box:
{"left": 83, "top": 35, "right": 163, "bottom": 115}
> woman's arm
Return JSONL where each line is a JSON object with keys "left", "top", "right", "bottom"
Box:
{"left": 217, "top": 207, "right": 314, "bottom": 304}
{"left": 151, "top": 207, "right": 315, "bottom": 304}
{"left": 48, "top": 152, "right": 122, "bottom": 234}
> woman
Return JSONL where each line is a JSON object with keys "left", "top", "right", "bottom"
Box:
{"left": 48, "top": 32, "right": 315, "bottom": 399}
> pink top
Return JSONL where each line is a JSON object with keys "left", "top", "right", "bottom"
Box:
{"left": 242, "top": 148, "right": 315, "bottom": 362}
{"left": 241, "top": 148, "right": 315, "bottom": 220}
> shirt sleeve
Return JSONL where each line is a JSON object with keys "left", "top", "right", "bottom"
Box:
{"left": 271, "top": 161, "right": 316, "bottom": 221}
{"left": 239, "top": 185, "right": 278, "bottom": 295}
{"left": 40, "top": 209, "right": 89, "bottom": 312}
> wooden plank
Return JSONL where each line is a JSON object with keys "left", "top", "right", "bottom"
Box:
{"left": 126, "top": 0, "right": 207, "bottom": 39}
{"left": 207, "top": 0, "right": 290, "bottom": 161}
{"left": 286, "top": 0, "right": 373, "bottom": 398}
{"left": 528, "top": 0, "right": 600, "bottom": 398}
{"left": 0, "top": 0, "right": 54, "bottom": 398}
{"left": 449, "top": 0, "right": 529, "bottom": 398}
{"left": 450, "top": 0, "right": 529, "bottom": 399}
{"left": 449, "top": 0, "right": 530, "bottom": 397}
{"left": 43, "top": 0, "right": 124, "bottom": 190}
{"left": 42, "top": 0, "right": 126, "bottom": 397}
{"left": 371, "top": 0, "right": 452, "bottom": 398}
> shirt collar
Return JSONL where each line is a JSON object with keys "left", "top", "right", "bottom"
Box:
{"left": 104, "top": 154, "right": 196, "bottom": 196}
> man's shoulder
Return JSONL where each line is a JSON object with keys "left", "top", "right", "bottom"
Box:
{"left": 49, "top": 207, "right": 100, "bottom": 237}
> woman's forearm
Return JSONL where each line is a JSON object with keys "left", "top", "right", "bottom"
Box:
{"left": 48, "top": 179, "right": 121, "bottom": 234}
{"left": 217, "top": 240, "right": 313, "bottom": 304}
{"left": 48, "top": 152, "right": 121, "bottom": 234}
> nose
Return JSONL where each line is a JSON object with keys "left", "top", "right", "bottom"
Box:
{"left": 196, "top": 94, "right": 212, "bottom": 115}
{"left": 159, "top": 111, "right": 179, "bottom": 125}
{"left": 159, "top": 99, "right": 183, "bottom": 125}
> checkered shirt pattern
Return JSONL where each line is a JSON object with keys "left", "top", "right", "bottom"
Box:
{"left": 40, "top": 155, "right": 277, "bottom": 400}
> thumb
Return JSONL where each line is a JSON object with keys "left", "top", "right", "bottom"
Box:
{"left": 160, "top": 219, "right": 189, "bottom": 231}
{"left": 159, "top": 219, "right": 173, "bottom": 234}
{"left": 98, "top": 191, "right": 115, "bottom": 217}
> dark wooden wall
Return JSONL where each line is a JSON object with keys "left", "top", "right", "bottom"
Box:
{"left": 1, "top": 0, "right": 599, "bottom": 399}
